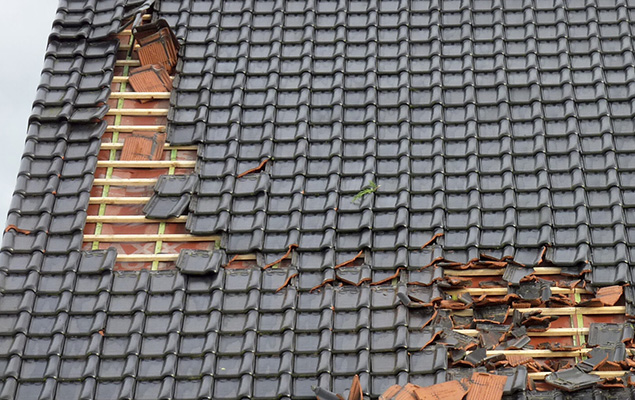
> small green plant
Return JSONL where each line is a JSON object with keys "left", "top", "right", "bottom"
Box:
{"left": 352, "top": 181, "right": 379, "bottom": 203}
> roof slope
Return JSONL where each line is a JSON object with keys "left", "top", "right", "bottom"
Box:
{"left": 3, "top": 0, "right": 635, "bottom": 399}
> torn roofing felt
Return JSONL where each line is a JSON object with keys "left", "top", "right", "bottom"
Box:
{"left": 5, "top": 0, "right": 635, "bottom": 399}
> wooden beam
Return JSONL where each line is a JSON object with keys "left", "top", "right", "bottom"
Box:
{"left": 93, "top": 178, "right": 157, "bottom": 186}
{"left": 84, "top": 234, "right": 220, "bottom": 242}
{"left": 109, "top": 92, "right": 171, "bottom": 100}
{"left": 105, "top": 108, "right": 169, "bottom": 116}
{"left": 86, "top": 215, "right": 186, "bottom": 223}
{"left": 119, "top": 44, "right": 141, "bottom": 51}
{"left": 117, "top": 254, "right": 179, "bottom": 262}
{"left": 487, "top": 349, "right": 591, "bottom": 358}
{"left": 444, "top": 267, "right": 561, "bottom": 276}
{"left": 115, "top": 60, "right": 141, "bottom": 67}
{"left": 89, "top": 197, "right": 151, "bottom": 205}
{"left": 106, "top": 125, "right": 166, "bottom": 132}
{"left": 529, "top": 370, "right": 627, "bottom": 380}
{"left": 452, "top": 306, "right": 626, "bottom": 317}
{"left": 112, "top": 76, "right": 174, "bottom": 83}
{"left": 99, "top": 143, "right": 197, "bottom": 151}
{"left": 96, "top": 160, "right": 196, "bottom": 168}
{"left": 445, "top": 287, "right": 591, "bottom": 296}
{"left": 454, "top": 327, "right": 590, "bottom": 337}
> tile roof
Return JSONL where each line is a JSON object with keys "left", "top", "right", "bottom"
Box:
{"left": 4, "top": 0, "right": 635, "bottom": 399}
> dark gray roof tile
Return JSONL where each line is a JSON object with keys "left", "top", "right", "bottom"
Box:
{"left": 143, "top": 194, "right": 192, "bottom": 219}
{"left": 176, "top": 249, "right": 225, "bottom": 275}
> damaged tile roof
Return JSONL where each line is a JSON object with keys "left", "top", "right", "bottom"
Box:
{"left": 5, "top": 0, "right": 635, "bottom": 399}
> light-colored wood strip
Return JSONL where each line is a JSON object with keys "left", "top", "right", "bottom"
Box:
{"left": 112, "top": 76, "right": 174, "bottom": 83}
{"left": 445, "top": 287, "right": 591, "bottom": 296}
{"left": 89, "top": 197, "right": 151, "bottom": 205}
{"left": 117, "top": 254, "right": 179, "bottom": 262}
{"left": 444, "top": 267, "right": 561, "bottom": 276}
{"left": 106, "top": 125, "right": 166, "bottom": 132}
{"left": 93, "top": 178, "right": 157, "bottom": 186}
{"left": 83, "top": 234, "right": 220, "bottom": 242}
{"left": 96, "top": 160, "right": 196, "bottom": 168}
{"left": 114, "top": 253, "right": 256, "bottom": 262}
{"left": 487, "top": 349, "right": 591, "bottom": 358}
{"left": 109, "top": 92, "right": 171, "bottom": 100}
{"left": 119, "top": 44, "right": 141, "bottom": 51}
{"left": 86, "top": 215, "right": 186, "bottom": 223}
{"left": 529, "top": 371, "right": 627, "bottom": 380}
{"left": 452, "top": 306, "right": 625, "bottom": 317}
{"left": 454, "top": 327, "right": 590, "bottom": 337}
{"left": 99, "top": 143, "right": 196, "bottom": 151}
{"left": 115, "top": 60, "right": 141, "bottom": 67}
{"left": 105, "top": 108, "right": 169, "bottom": 116}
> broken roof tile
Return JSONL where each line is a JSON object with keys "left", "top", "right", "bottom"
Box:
{"left": 465, "top": 372, "right": 508, "bottom": 400}
{"left": 545, "top": 367, "right": 602, "bottom": 392}
{"left": 588, "top": 323, "right": 634, "bottom": 347}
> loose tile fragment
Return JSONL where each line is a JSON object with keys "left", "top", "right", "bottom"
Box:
{"left": 465, "top": 372, "right": 507, "bottom": 400}
{"left": 414, "top": 380, "right": 468, "bottom": 400}
{"left": 545, "top": 367, "right": 601, "bottom": 392}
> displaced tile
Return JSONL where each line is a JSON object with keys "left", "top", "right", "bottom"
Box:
{"left": 143, "top": 194, "right": 191, "bottom": 219}
{"left": 544, "top": 367, "right": 601, "bottom": 392}
{"left": 154, "top": 174, "right": 198, "bottom": 196}
{"left": 414, "top": 380, "right": 468, "bottom": 400}
{"left": 134, "top": 19, "right": 179, "bottom": 73}
{"left": 465, "top": 372, "right": 507, "bottom": 400}
{"left": 120, "top": 132, "right": 166, "bottom": 161}
{"left": 588, "top": 323, "right": 634, "bottom": 347}
{"left": 128, "top": 64, "right": 173, "bottom": 99}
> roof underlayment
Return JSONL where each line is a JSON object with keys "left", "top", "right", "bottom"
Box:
{"left": 4, "top": 0, "right": 635, "bottom": 399}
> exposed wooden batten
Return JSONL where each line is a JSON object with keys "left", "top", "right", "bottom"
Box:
{"left": 106, "top": 125, "right": 166, "bottom": 132}
{"left": 84, "top": 233, "right": 221, "bottom": 242}
{"left": 105, "top": 108, "right": 169, "bottom": 116}
{"left": 452, "top": 306, "right": 626, "bottom": 317}
{"left": 444, "top": 267, "right": 562, "bottom": 276}
{"left": 445, "top": 287, "right": 591, "bottom": 296}
{"left": 100, "top": 143, "right": 196, "bottom": 151}
{"left": 89, "top": 197, "right": 151, "bottom": 205}
{"left": 454, "top": 327, "right": 590, "bottom": 337}
{"left": 113, "top": 76, "right": 174, "bottom": 83}
{"left": 86, "top": 215, "right": 186, "bottom": 223}
{"left": 96, "top": 160, "right": 196, "bottom": 168}
{"left": 93, "top": 178, "right": 158, "bottom": 186}
{"left": 109, "top": 92, "right": 171, "bottom": 100}
{"left": 115, "top": 59, "right": 141, "bottom": 67}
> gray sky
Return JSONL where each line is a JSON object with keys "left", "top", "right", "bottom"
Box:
{"left": 0, "top": 2, "right": 58, "bottom": 228}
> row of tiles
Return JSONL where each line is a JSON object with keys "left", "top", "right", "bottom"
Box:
{"left": 0, "top": 369, "right": 530, "bottom": 400}
{"left": 170, "top": 88, "right": 635, "bottom": 110}
{"left": 167, "top": 121, "right": 635, "bottom": 145}
{"left": 167, "top": 105, "right": 635, "bottom": 128}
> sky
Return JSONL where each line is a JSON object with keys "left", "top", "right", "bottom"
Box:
{"left": 0, "top": 2, "right": 58, "bottom": 228}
